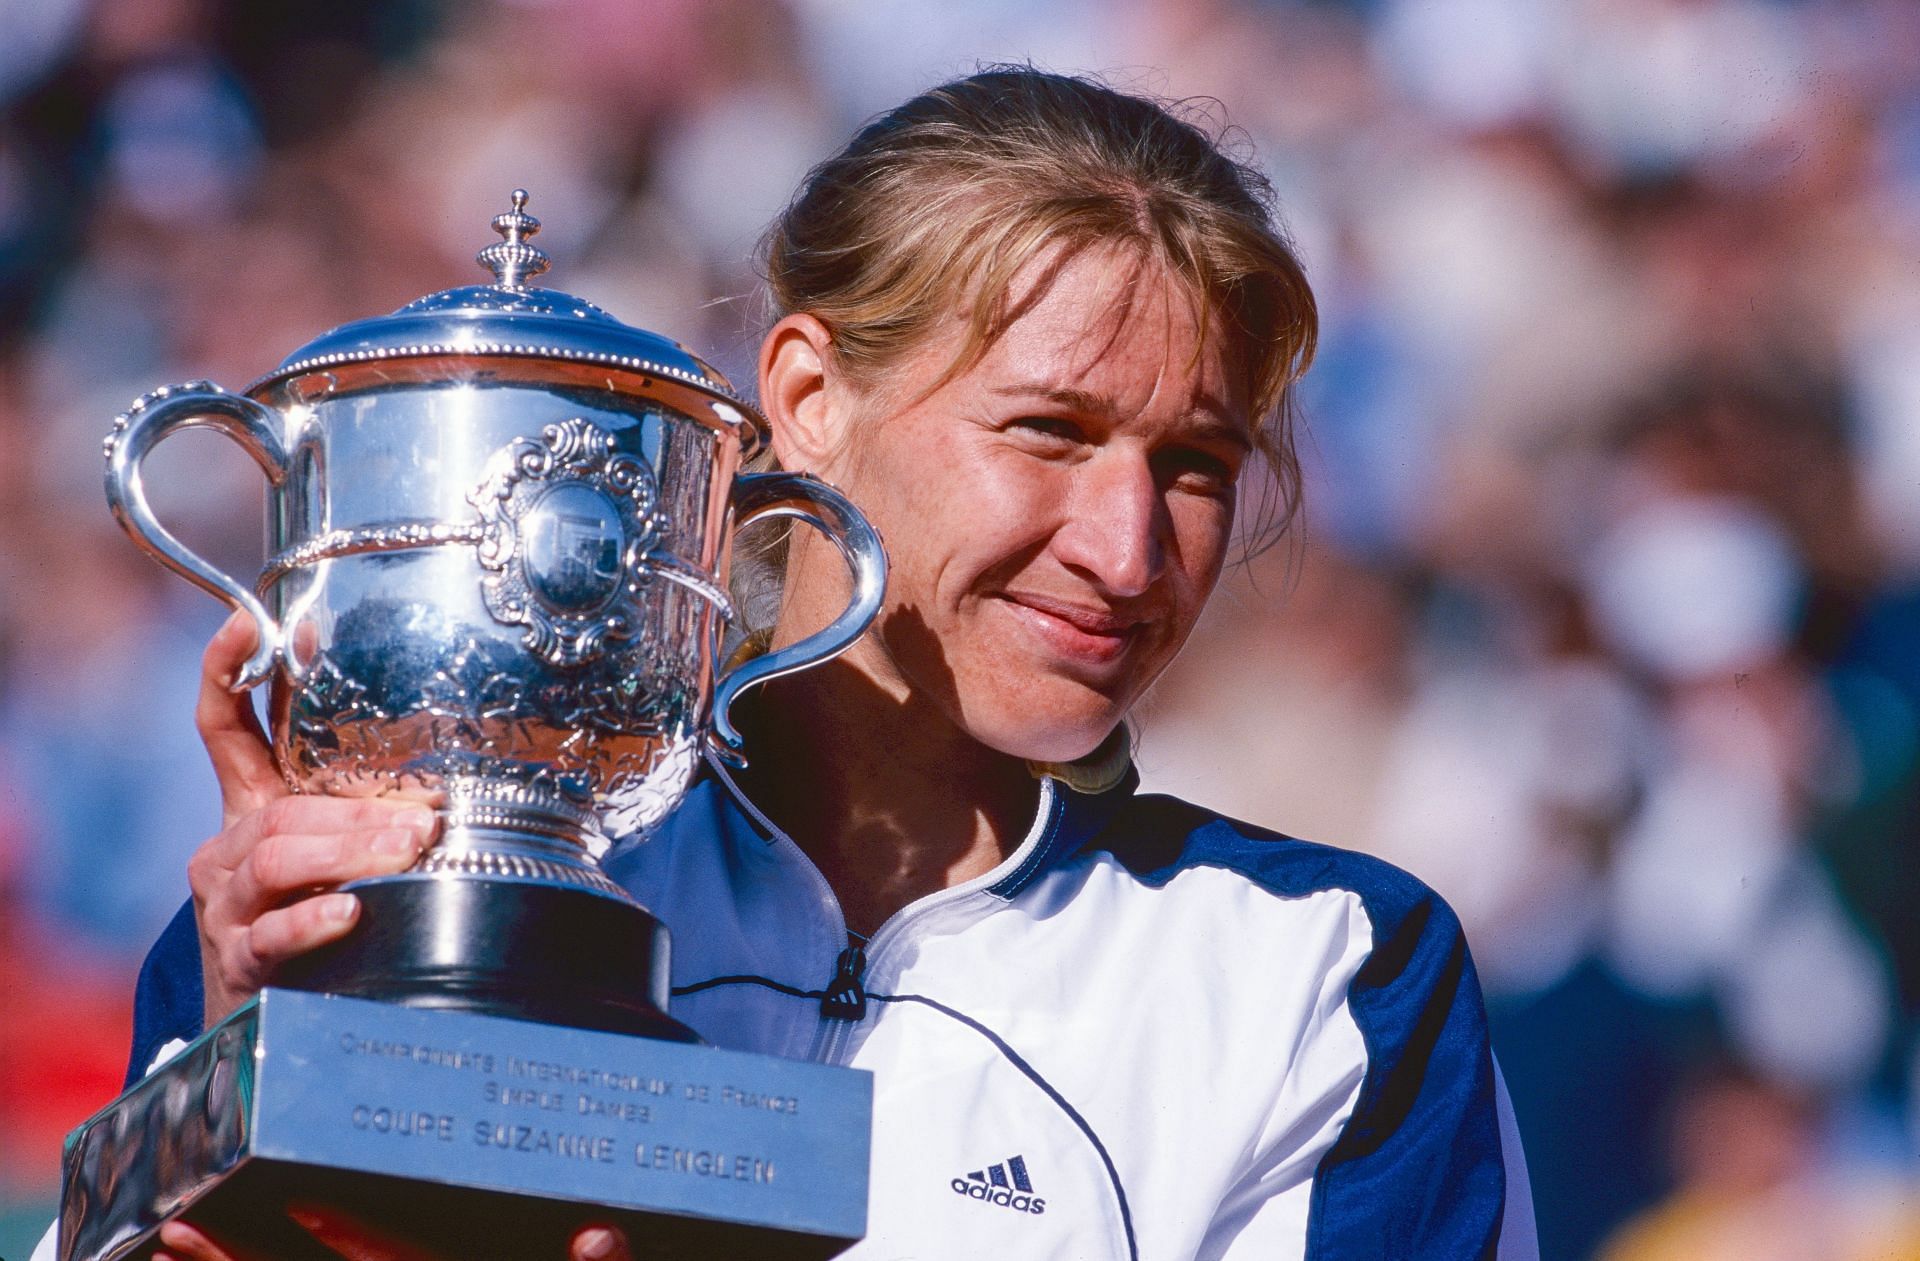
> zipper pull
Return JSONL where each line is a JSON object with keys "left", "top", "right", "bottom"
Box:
{"left": 820, "top": 943, "right": 868, "bottom": 1020}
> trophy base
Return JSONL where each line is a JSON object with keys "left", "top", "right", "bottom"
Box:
{"left": 60, "top": 990, "right": 871, "bottom": 1261}
{"left": 273, "top": 876, "right": 698, "bottom": 1043}
{"left": 83, "top": 1161, "right": 857, "bottom": 1261}
{"left": 86, "top": 1160, "right": 865, "bottom": 1261}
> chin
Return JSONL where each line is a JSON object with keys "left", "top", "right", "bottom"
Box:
{"left": 964, "top": 692, "right": 1128, "bottom": 767}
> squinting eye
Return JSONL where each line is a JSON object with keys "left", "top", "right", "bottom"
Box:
{"left": 1160, "top": 449, "right": 1239, "bottom": 495}
{"left": 1011, "top": 416, "right": 1083, "bottom": 443}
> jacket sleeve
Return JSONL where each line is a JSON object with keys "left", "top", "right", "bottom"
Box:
{"left": 125, "top": 897, "right": 207, "bottom": 1087}
{"left": 1210, "top": 874, "right": 1532, "bottom": 1259}
{"left": 1307, "top": 883, "right": 1520, "bottom": 1257}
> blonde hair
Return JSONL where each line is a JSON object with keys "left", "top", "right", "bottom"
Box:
{"left": 760, "top": 67, "right": 1318, "bottom": 524}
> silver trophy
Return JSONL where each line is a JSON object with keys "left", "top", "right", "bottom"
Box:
{"left": 64, "top": 192, "right": 884, "bottom": 1260}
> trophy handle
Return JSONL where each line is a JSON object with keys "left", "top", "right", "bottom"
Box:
{"left": 709, "top": 471, "right": 887, "bottom": 763}
{"left": 104, "top": 382, "right": 290, "bottom": 690}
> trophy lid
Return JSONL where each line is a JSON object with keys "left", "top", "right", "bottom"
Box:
{"left": 247, "top": 190, "right": 763, "bottom": 449}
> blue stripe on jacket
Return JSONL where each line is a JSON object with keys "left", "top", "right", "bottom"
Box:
{"left": 127, "top": 899, "right": 203, "bottom": 1089}
{"left": 1093, "top": 795, "right": 1507, "bottom": 1259}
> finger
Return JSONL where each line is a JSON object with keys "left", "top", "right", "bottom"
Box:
{"left": 244, "top": 893, "right": 360, "bottom": 970}
{"left": 227, "top": 825, "right": 432, "bottom": 911}
{"left": 196, "top": 609, "right": 283, "bottom": 823}
{"left": 157, "top": 1219, "right": 241, "bottom": 1261}
{"left": 571, "top": 1226, "right": 631, "bottom": 1260}
{"left": 200, "top": 797, "right": 438, "bottom": 880}
{"left": 288, "top": 1204, "right": 442, "bottom": 1261}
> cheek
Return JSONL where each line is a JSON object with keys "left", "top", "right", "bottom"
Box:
{"left": 871, "top": 435, "right": 1062, "bottom": 597}
{"left": 1168, "top": 498, "right": 1235, "bottom": 603}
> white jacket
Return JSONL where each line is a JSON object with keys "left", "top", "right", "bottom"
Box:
{"left": 608, "top": 761, "right": 1536, "bottom": 1259}
{"left": 50, "top": 758, "right": 1536, "bottom": 1261}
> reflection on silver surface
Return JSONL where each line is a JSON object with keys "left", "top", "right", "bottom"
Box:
{"left": 101, "top": 189, "right": 888, "bottom": 879}
{"left": 59, "top": 1011, "right": 255, "bottom": 1261}
{"left": 82, "top": 188, "right": 889, "bottom": 1261}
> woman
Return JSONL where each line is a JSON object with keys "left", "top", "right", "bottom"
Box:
{"left": 100, "top": 69, "right": 1534, "bottom": 1260}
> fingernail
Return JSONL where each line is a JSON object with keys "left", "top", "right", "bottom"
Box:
{"left": 576, "top": 1228, "right": 618, "bottom": 1259}
{"left": 372, "top": 829, "right": 416, "bottom": 858}
{"left": 395, "top": 806, "right": 438, "bottom": 839}
{"left": 221, "top": 607, "right": 256, "bottom": 645}
{"left": 321, "top": 893, "right": 358, "bottom": 923}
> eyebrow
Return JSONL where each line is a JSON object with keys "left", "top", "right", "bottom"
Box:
{"left": 992, "top": 383, "right": 1114, "bottom": 416}
{"left": 991, "top": 382, "right": 1253, "bottom": 451}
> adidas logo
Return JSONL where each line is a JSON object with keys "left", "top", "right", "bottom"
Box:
{"left": 950, "top": 1154, "right": 1046, "bottom": 1215}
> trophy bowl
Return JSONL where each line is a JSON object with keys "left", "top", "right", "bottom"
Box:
{"left": 63, "top": 191, "right": 884, "bottom": 1261}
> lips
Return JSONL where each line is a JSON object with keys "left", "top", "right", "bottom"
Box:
{"left": 996, "top": 592, "right": 1144, "bottom": 666}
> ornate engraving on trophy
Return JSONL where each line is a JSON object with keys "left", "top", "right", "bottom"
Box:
{"left": 282, "top": 636, "right": 701, "bottom": 828}
{"left": 472, "top": 416, "right": 663, "bottom": 669}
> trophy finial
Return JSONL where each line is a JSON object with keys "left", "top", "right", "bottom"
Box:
{"left": 477, "top": 188, "right": 551, "bottom": 289}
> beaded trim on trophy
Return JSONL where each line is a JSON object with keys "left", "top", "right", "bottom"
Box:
{"left": 246, "top": 344, "right": 758, "bottom": 414}
{"left": 103, "top": 380, "right": 218, "bottom": 460}
{"left": 245, "top": 188, "right": 758, "bottom": 418}
{"left": 442, "top": 778, "right": 601, "bottom": 842}
{"left": 255, "top": 519, "right": 731, "bottom": 615}
{"left": 476, "top": 189, "right": 550, "bottom": 289}
{"left": 414, "top": 847, "right": 629, "bottom": 899}
{"left": 258, "top": 521, "right": 487, "bottom": 589}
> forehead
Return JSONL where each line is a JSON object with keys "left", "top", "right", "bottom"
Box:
{"left": 990, "top": 244, "right": 1228, "bottom": 383}
{"left": 938, "top": 244, "right": 1248, "bottom": 419}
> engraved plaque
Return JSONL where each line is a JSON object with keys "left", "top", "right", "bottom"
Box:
{"left": 62, "top": 990, "right": 871, "bottom": 1261}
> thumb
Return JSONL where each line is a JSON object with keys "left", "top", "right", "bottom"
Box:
{"left": 195, "top": 608, "right": 285, "bottom": 825}
{"left": 286, "top": 1205, "right": 441, "bottom": 1261}
{"left": 571, "top": 1226, "right": 631, "bottom": 1260}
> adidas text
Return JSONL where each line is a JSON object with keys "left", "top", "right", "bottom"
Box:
{"left": 950, "top": 1179, "right": 1046, "bottom": 1214}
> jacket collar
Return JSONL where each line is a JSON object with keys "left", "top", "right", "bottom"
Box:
{"left": 654, "top": 742, "right": 1140, "bottom": 900}
{"left": 987, "top": 759, "right": 1139, "bottom": 899}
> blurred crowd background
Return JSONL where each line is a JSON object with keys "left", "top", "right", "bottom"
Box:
{"left": 1, "top": 0, "right": 1916, "bottom": 1256}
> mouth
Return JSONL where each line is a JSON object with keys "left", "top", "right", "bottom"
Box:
{"left": 996, "top": 592, "right": 1144, "bottom": 666}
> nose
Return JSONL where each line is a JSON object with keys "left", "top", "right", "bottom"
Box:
{"left": 1053, "top": 448, "right": 1166, "bottom": 598}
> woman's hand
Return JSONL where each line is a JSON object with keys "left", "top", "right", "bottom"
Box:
{"left": 153, "top": 1208, "right": 635, "bottom": 1261}
{"left": 188, "top": 612, "right": 438, "bottom": 1028}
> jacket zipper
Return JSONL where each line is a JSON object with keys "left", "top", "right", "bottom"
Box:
{"left": 819, "top": 943, "right": 868, "bottom": 1021}
{"left": 812, "top": 778, "right": 1063, "bottom": 1068}
{"left": 706, "top": 756, "right": 1060, "bottom": 1065}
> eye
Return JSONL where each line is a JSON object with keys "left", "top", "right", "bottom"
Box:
{"left": 1009, "top": 416, "right": 1084, "bottom": 444}
{"left": 1157, "top": 446, "right": 1240, "bottom": 496}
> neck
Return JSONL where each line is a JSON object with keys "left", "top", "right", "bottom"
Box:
{"left": 727, "top": 651, "right": 1038, "bottom": 938}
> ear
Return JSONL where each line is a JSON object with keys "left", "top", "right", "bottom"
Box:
{"left": 757, "top": 313, "right": 846, "bottom": 474}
